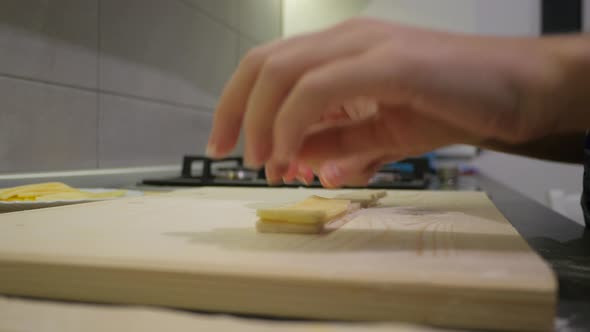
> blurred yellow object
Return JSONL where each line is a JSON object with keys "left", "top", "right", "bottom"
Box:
{"left": 0, "top": 182, "right": 126, "bottom": 202}
{"left": 256, "top": 196, "right": 351, "bottom": 225}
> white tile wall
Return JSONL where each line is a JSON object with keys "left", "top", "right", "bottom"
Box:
{"left": 0, "top": 77, "right": 98, "bottom": 172}
{"left": 364, "top": 0, "right": 539, "bottom": 36}
{"left": 99, "top": 0, "right": 237, "bottom": 108}
{"left": 187, "top": 0, "right": 282, "bottom": 42}
{"left": 238, "top": 36, "right": 260, "bottom": 62}
{"left": 186, "top": 0, "right": 238, "bottom": 26}
{"left": 0, "top": 0, "right": 282, "bottom": 173}
{"left": 364, "top": 0, "right": 478, "bottom": 33}
{"left": 99, "top": 94, "right": 212, "bottom": 168}
{"left": 474, "top": 0, "right": 540, "bottom": 36}
{"left": 284, "top": 0, "right": 368, "bottom": 36}
{"left": 0, "top": 0, "right": 98, "bottom": 88}
{"left": 237, "top": 0, "right": 282, "bottom": 41}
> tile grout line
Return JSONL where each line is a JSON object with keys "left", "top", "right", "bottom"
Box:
{"left": 0, "top": 72, "right": 215, "bottom": 114}
{"left": 98, "top": 89, "right": 215, "bottom": 114}
{"left": 96, "top": 0, "right": 102, "bottom": 169}
{"left": 279, "top": 0, "right": 284, "bottom": 37}
{"left": 0, "top": 72, "right": 96, "bottom": 94}
{"left": 179, "top": 0, "right": 266, "bottom": 44}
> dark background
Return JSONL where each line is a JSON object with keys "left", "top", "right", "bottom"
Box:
{"left": 542, "top": 0, "right": 583, "bottom": 34}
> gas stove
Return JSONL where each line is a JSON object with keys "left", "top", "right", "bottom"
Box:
{"left": 142, "top": 156, "right": 431, "bottom": 189}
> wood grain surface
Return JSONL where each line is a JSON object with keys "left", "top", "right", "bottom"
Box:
{"left": 0, "top": 295, "right": 450, "bottom": 332}
{"left": 0, "top": 188, "right": 557, "bottom": 331}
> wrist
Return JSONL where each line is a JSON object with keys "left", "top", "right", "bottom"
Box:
{"left": 539, "top": 35, "right": 590, "bottom": 134}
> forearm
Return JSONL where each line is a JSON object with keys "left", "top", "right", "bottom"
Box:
{"left": 481, "top": 132, "right": 585, "bottom": 164}
{"left": 540, "top": 34, "right": 590, "bottom": 134}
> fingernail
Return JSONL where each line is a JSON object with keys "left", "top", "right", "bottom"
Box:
{"left": 244, "top": 158, "right": 261, "bottom": 169}
{"left": 244, "top": 150, "right": 260, "bottom": 170}
{"left": 206, "top": 143, "right": 217, "bottom": 158}
{"left": 319, "top": 174, "right": 332, "bottom": 188}
{"left": 265, "top": 167, "right": 281, "bottom": 186}
{"left": 273, "top": 149, "right": 292, "bottom": 171}
{"left": 296, "top": 175, "right": 310, "bottom": 186}
{"left": 299, "top": 166, "right": 314, "bottom": 185}
{"left": 269, "top": 161, "right": 290, "bottom": 186}
{"left": 320, "top": 163, "right": 342, "bottom": 188}
{"left": 267, "top": 178, "right": 282, "bottom": 186}
{"left": 246, "top": 144, "right": 271, "bottom": 169}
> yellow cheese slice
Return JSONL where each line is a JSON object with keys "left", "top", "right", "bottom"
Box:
{"left": 256, "top": 219, "right": 323, "bottom": 234}
{"left": 257, "top": 201, "right": 361, "bottom": 234}
{"left": 256, "top": 196, "right": 350, "bottom": 225}
{"left": 34, "top": 190, "right": 127, "bottom": 201}
{"left": 16, "top": 189, "right": 79, "bottom": 198}
{"left": 0, "top": 182, "right": 127, "bottom": 202}
{"left": 0, "top": 182, "right": 75, "bottom": 200}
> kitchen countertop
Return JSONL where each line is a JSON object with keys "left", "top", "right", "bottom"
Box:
{"left": 1, "top": 174, "right": 589, "bottom": 331}
{"left": 475, "top": 175, "right": 590, "bottom": 331}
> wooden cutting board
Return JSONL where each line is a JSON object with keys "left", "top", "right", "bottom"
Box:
{"left": 0, "top": 188, "right": 556, "bottom": 331}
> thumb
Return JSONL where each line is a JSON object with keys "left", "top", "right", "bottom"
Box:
{"left": 298, "top": 116, "right": 392, "bottom": 163}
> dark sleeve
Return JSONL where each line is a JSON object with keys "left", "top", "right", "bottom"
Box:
{"left": 481, "top": 132, "right": 584, "bottom": 164}
{"left": 581, "top": 131, "right": 589, "bottom": 228}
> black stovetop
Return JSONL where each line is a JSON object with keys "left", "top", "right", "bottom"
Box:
{"left": 143, "top": 155, "right": 432, "bottom": 189}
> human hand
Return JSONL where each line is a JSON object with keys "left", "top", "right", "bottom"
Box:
{"left": 208, "top": 18, "right": 565, "bottom": 186}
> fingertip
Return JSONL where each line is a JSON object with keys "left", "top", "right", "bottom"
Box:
{"left": 206, "top": 130, "right": 219, "bottom": 157}
{"left": 206, "top": 141, "right": 236, "bottom": 159}
{"left": 265, "top": 162, "right": 289, "bottom": 186}
{"left": 205, "top": 143, "right": 217, "bottom": 158}
{"left": 296, "top": 164, "right": 315, "bottom": 185}
{"left": 319, "top": 174, "right": 338, "bottom": 188}
{"left": 320, "top": 163, "right": 343, "bottom": 187}
{"left": 270, "top": 149, "right": 293, "bottom": 172}
{"left": 296, "top": 175, "right": 309, "bottom": 186}
{"left": 244, "top": 151, "right": 262, "bottom": 169}
{"left": 271, "top": 118, "right": 304, "bottom": 171}
{"left": 245, "top": 143, "right": 272, "bottom": 169}
{"left": 265, "top": 167, "right": 281, "bottom": 186}
{"left": 282, "top": 161, "right": 299, "bottom": 183}
{"left": 207, "top": 122, "right": 241, "bottom": 159}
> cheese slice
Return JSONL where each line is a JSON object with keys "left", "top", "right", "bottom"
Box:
{"left": 0, "top": 182, "right": 76, "bottom": 200}
{"left": 256, "top": 219, "right": 324, "bottom": 234}
{"left": 0, "top": 182, "right": 127, "bottom": 202}
{"left": 256, "top": 196, "right": 350, "bottom": 225}
{"left": 257, "top": 202, "right": 361, "bottom": 234}
{"left": 256, "top": 193, "right": 386, "bottom": 234}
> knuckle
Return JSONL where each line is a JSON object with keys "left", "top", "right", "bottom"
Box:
{"left": 340, "top": 17, "right": 374, "bottom": 29}
{"left": 240, "top": 46, "right": 267, "bottom": 69}
{"left": 274, "top": 107, "right": 297, "bottom": 134}
{"left": 260, "top": 55, "right": 291, "bottom": 81}
{"left": 347, "top": 17, "right": 392, "bottom": 34}
{"left": 296, "top": 72, "right": 327, "bottom": 97}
